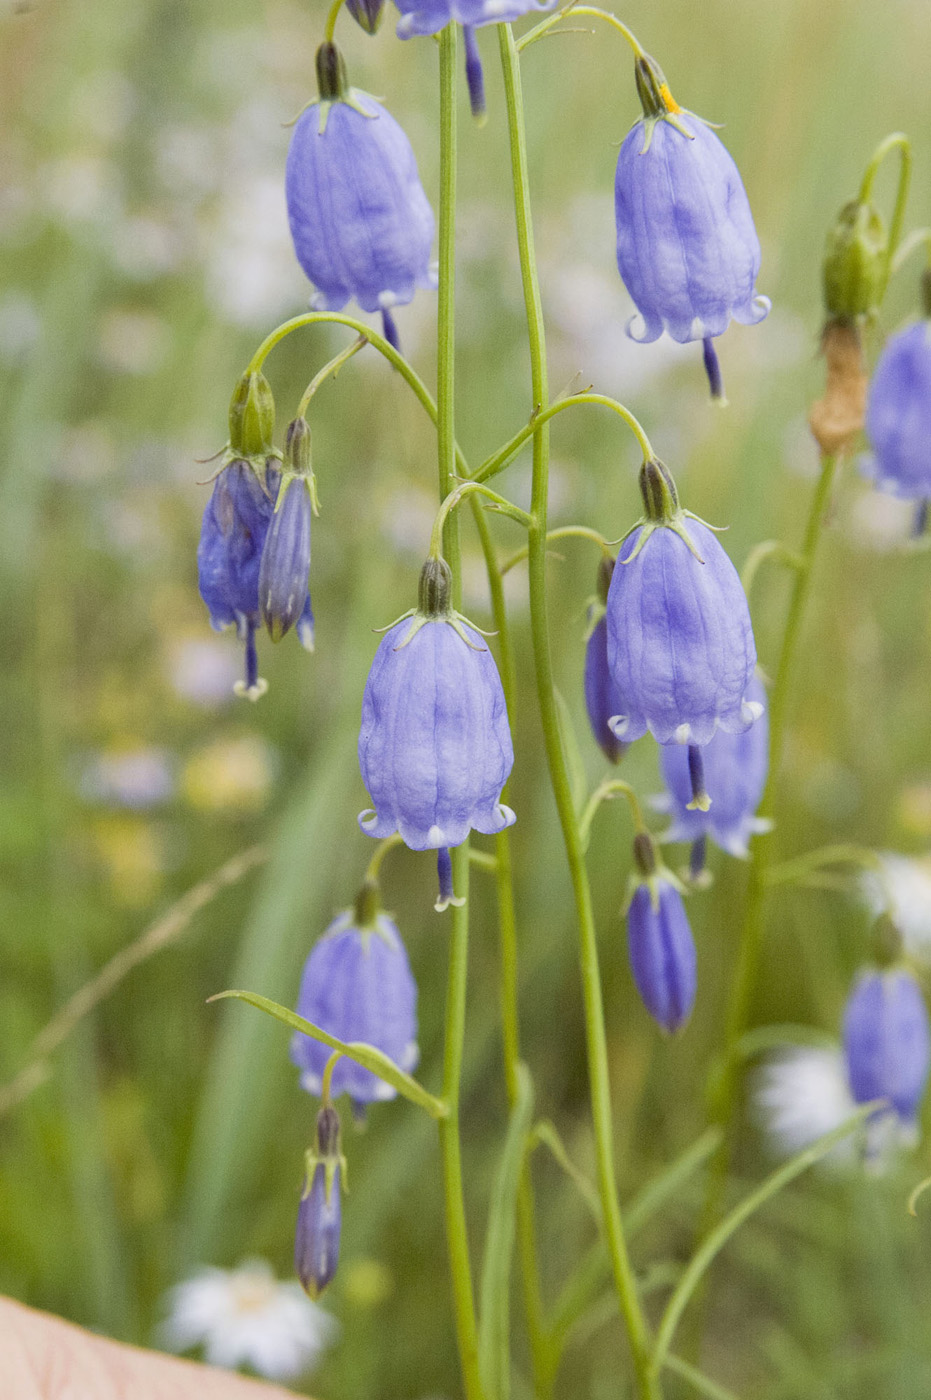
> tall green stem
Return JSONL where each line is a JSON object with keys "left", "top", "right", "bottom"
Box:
{"left": 435, "top": 26, "right": 485, "bottom": 1400}
{"left": 497, "top": 24, "right": 659, "bottom": 1400}
{"left": 693, "top": 451, "right": 839, "bottom": 1343}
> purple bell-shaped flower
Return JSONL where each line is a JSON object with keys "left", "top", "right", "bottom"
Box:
{"left": 583, "top": 556, "right": 631, "bottom": 764}
{"left": 290, "top": 899, "right": 418, "bottom": 1110}
{"left": 286, "top": 43, "right": 436, "bottom": 348}
{"left": 658, "top": 672, "right": 770, "bottom": 860}
{"left": 295, "top": 1104, "right": 345, "bottom": 1299}
{"left": 843, "top": 965, "right": 930, "bottom": 1141}
{"left": 614, "top": 52, "right": 769, "bottom": 397}
{"left": 358, "top": 558, "right": 515, "bottom": 856}
{"left": 625, "top": 833, "right": 696, "bottom": 1033}
{"left": 606, "top": 459, "right": 760, "bottom": 749}
{"left": 863, "top": 305, "right": 931, "bottom": 504}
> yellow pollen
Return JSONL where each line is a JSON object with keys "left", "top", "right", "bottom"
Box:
{"left": 659, "top": 84, "right": 682, "bottom": 114}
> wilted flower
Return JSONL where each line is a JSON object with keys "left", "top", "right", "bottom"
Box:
{"left": 286, "top": 43, "right": 436, "bottom": 347}
{"left": 583, "top": 556, "right": 630, "bottom": 764}
{"left": 863, "top": 317, "right": 931, "bottom": 502}
{"left": 160, "top": 1259, "right": 336, "bottom": 1380}
{"left": 843, "top": 966, "right": 931, "bottom": 1140}
{"left": 295, "top": 1105, "right": 345, "bottom": 1299}
{"left": 606, "top": 459, "right": 760, "bottom": 748}
{"left": 614, "top": 51, "right": 769, "bottom": 396}
{"left": 358, "top": 559, "right": 515, "bottom": 893}
{"left": 625, "top": 834, "right": 696, "bottom": 1033}
{"left": 657, "top": 673, "right": 770, "bottom": 858}
{"left": 290, "top": 906, "right": 418, "bottom": 1108}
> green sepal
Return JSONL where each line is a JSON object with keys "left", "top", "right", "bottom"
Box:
{"left": 301, "top": 1144, "right": 348, "bottom": 1204}
{"left": 229, "top": 371, "right": 276, "bottom": 460}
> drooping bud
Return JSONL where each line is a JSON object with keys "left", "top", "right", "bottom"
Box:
{"left": 259, "top": 417, "right": 314, "bottom": 645}
{"left": 463, "top": 26, "right": 487, "bottom": 123}
{"left": 418, "top": 556, "right": 453, "bottom": 618}
{"left": 315, "top": 41, "right": 349, "bottom": 102}
{"left": 625, "top": 858, "right": 696, "bottom": 1034}
{"left": 228, "top": 372, "right": 276, "bottom": 461}
{"left": 346, "top": 0, "right": 385, "bottom": 34}
{"left": 822, "top": 199, "right": 887, "bottom": 321}
{"left": 843, "top": 966, "right": 930, "bottom": 1134}
{"left": 295, "top": 1104, "right": 345, "bottom": 1299}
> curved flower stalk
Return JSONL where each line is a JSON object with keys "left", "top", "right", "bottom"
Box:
{"left": 657, "top": 673, "right": 770, "bottom": 867}
{"left": 290, "top": 905, "right": 419, "bottom": 1111}
{"left": 606, "top": 459, "right": 760, "bottom": 748}
{"left": 358, "top": 557, "right": 515, "bottom": 906}
{"left": 614, "top": 50, "right": 769, "bottom": 397}
{"left": 286, "top": 43, "right": 436, "bottom": 348}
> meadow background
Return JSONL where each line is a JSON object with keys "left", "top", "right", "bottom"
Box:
{"left": 3, "top": 0, "right": 931, "bottom": 1395}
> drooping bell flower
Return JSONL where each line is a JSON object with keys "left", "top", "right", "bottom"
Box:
{"left": 294, "top": 1104, "right": 345, "bottom": 1299}
{"left": 583, "top": 555, "right": 630, "bottom": 764}
{"left": 394, "top": 2, "right": 557, "bottom": 119}
{"left": 358, "top": 557, "right": 515, "bottom": 905}
{"left": 259, "top": 417, "right": 316, "bottom": 648}
{"left": 863, "top": 285, "right": 931, "bottom": 508}
{"left": 198, "top": 373, "right": 313, "bottom": 700}
{"left": 606, "top": 459, "right": 761, "bottom": 752}
{"left": 843, "top": 965, "right": 930, "bottom": 1145}
{"left": 658, "top": 672, "right": 770, "bottom": 868}
{"left": 290, "top": 895, "right": 418, "bottom": 1110}
{"left": 625, "top": 832, "right": 696, "bottom": 1033}
{"left": 286, "top": 43, "right": 436, "bottom": 350}
{"left": 614, "top": 50, "right": 769, "bottom": 399}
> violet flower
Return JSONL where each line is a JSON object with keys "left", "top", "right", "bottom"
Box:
{"left": 295, "top": 1105, "right": 344, "bottom": 1299}
{"left": 614, "top": 52, "right": 769, "bottom": 397}
{"left": 863, "top": 318, "right": 931, "bottom": 504}
{"left": 658, "top": 673, "right": 770, "bottom": 860}
{"left": 625, "top": 834, "right": 696, "bottom": 1033}
{"left": 358, "top": 559, "right": 515, "bottom": 856}
{"left": 583, "top": 556, "right": 630, "bottom": 763}
{"left": 290, "top": 909, "right": 418, "bottom": 1110}
{"left": 286, "top": 43, "right": 436, "bottom": 349}
{"left": 843, "top": 966, "right": 930, "bottom": 1139}
{"left": 606, "top": 459, "right": 760, "bottom": 748}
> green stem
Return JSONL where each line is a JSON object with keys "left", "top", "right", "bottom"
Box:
{"left": 498, "top": 23, "right": 658, "bottom": 1400}
{"left": 323, "top": 0, "right": 345, "bottom": 43}
{"left": 578, "top": 778, "right": 648, "bottom": 847}
{"left": 474, "top": 391, "right": 653, "bottom": 484}
{"left": 857, "top": 132, "right": 911, "bottom": 297}
{"left": 499, "top": 525, "right": 610, "bottom": 576}
{"left": 430, "top": 482, "right": 532, "bottom": 557}
{"left": 692, "top": 452, "right": 839, "bottom": 1347}
{"left": 435, "top": 28, "right": 484, "bottom": 1400}
{"left": 518, "top": 4, "right": 646, "bottom": 56}
{"left": 296, "top": 334, "right": 367, "bottom": 418}
{"left": 471, "top": 500, "right": 552, "bottom": 1398}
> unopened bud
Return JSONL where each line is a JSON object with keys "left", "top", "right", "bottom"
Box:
{"left": 822, "top": 199, "right": 887, "bottom": 321}
{"left": 346, "top": 0, "right": 385, "bottom": 34}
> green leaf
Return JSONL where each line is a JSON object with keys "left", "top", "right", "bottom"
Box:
{"left": 478, "top": 1063, "right": 535, "bottom": 1400}
{"left": 652, "top": 1103, "right": 878, "bottom": 1370}
{"left": 552, "top": 687, "right": 588, "bottom": 825}
{"left": 209, "top": 989, "right": 448, "bottom": 1120}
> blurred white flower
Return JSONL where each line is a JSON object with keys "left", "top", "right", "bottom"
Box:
{"left": 160, "top": 1259, "right": 336, "bottom": 1381}
{"left": 847, "top": 487, "right": 914, "bottom": 552}
{"left": 78, "top": 747, "right": 175, "bottom": 809}
{"left": 754, "top": 1046, "right": 857, "bottom": 1168}
{"left": 862, "top": 852, "right": 931, "bottom": 959}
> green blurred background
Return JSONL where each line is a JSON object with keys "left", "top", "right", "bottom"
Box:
{"left": 3, "top": 0, "right": 931, "bottom": 1395}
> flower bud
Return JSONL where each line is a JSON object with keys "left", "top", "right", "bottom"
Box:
{"left": 346, "top": 0, "right": 385, "bottom": 34}
{"left": 259, "top": 477, "right": 313, "bottom": 643}
{"left": 626, "top": 867, "right": 696, "bottom": 1034}
{"left": 295, "top": 1105, "right": 345, "bottom": 1299}
{"left": 822, "top": 199, "right": 887, "bottom": 321}
{"left": 228, "top": 372, "right": 276, "bottom": 461}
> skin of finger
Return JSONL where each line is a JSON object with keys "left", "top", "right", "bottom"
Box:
{"left": 0, "top": 1297, "right": 302, "bottom": 1400}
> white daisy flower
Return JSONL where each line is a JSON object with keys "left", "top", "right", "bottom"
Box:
{"left": 160, "top": 1258, "right": 337, "bottom": 1382}
{"left": 862, "top": 852, "right": 931, "bottom": 959}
